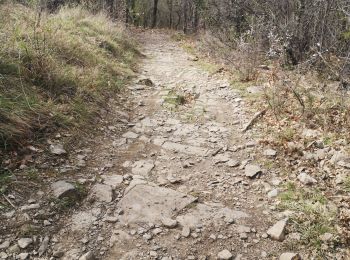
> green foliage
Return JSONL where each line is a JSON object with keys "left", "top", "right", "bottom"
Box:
{"left": 0, "top": 3, "right": 139, "bottom": 150}
{"left": 171, "top": 32, "right": 187, "bottom": 42}
{"left": 74, "top": 182, "right": 87, "bottom": 197}
{"left": 341, "top": 31, "right": 350, "bottom": 40}
{"left": 343, "top": 176, "right": 350, "bottom": 193}
{"left": 27, "top": 167, "right": 40, "bottom": 181}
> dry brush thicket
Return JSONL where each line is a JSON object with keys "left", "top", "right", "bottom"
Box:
{"left": 25, "top": 1, "right": 350, "bottom": 73}
{"left": 45, "top": 1, "right": 350, "bottom": 89}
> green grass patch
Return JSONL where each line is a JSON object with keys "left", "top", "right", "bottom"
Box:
{"left": 197, "top": 60, "right": 220, "bottom": 74}
{"left": 230, "top": 80, "right": 250, "bottom": 93}
{"left": 279, "top": 182, "right": 338, "bottom": 253}
{"left": 26, "top": 167, "right": 41, "bottom": 181}
{"left": 171, "top": 32, "right": 187, "bottom": 42}
{"left": 342, "top": 176, "right": 350, "bottom": 193}
{"left": 181, "top": 42, "right": 196, "bottom": 56}
{"left": 277, "top": 127, "right": 297, "bottom": 143}
{"left": 74, "top": 182, "right": 87, "bottom": 197}
{"left": 164, "top": 90, "right": 186, "bottom": 107}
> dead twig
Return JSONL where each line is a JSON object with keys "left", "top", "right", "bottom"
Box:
{"left": 242, "top": 109, "right": 267, "bottom": 132}
{"left": 2, "top": 194, "right": 16, "bottom": 209}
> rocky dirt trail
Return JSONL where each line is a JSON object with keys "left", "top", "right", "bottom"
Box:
{"left": 1, "top": 32, "right": 300, "bottom": 260}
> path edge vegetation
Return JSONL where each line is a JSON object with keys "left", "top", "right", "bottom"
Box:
{"left": 0, "top": 2, "right": 140, "bottom": 156}
{"left": 173, "top": 31, "right": 350, "bottom": 257}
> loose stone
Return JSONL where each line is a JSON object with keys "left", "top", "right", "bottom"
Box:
{"left": 267, "top": 218, "right": 288, "bottom": 241}
{"left": 217, "top": 249, "right": 233, "bottom": 260}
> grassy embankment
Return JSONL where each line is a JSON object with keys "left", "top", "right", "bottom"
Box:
{"left": 0, "top": 3, "right": 139, "bottom": 154}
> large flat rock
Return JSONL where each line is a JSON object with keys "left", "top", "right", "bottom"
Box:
{"left": 162, "top": 141, "right": 208, "bottom": 156}
{"left": 131, "top": 160, "right": 155, "bottom": 176}
{"left": 90, "top": 184, "right": 113, "bottom": 202}
{"left": 118, "top": 183, "right": 196, "bottom": 224}
{"left": 51, "top": 180, "right": 78, "bottom": 199}
{"left": 176, "top": 202, "right": 249, "bottom": 228}
{"left": 71, "top": 208, "right": 101, "bottom": 232}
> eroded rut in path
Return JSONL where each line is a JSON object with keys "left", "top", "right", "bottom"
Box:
{"left": 55, "top": 32, "right": 286, "bottom": 260}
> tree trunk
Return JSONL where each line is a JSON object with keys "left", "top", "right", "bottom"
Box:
{"left": 125, "top": 0, "right": 136, "bottom": 25}
{"left": 175, "top": 11, "right": 181, "bottom": 29}
{"left": 125, "top": 0, "right": 130, "bottom": 24}
{"left": 168, "top": 0, "right": 173, "bottom": 28}
{"left": 131, "top": 0, "right": 136, "bottom": 24}
{"left": 183, "top": 0, "right": 188, "bottom": 33}
{"left": 152, "top": 0, "right": 159, "bottom": 28}
{"left": 193, "top": 2, "right": 199, "bottom": 32}
{"left": 106, "top": 0, "right": 114, "bottom": 16}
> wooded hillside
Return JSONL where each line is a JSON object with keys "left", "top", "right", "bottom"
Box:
{"left": 39, "top": 0, "right": 349, "bottom": 74}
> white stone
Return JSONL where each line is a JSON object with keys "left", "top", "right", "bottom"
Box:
{"left": 91, "top": 184, "right": 113, "bottom": 202}
{"left": 131, "top": 160, "right": 155, "bottom": 176}
{"left": 102, "top": 175, "right": 124, "bottom": 189}
{"left": 162, "top": 142, "right": 208, "bottom": 156}
{"left": 330, "top": 150, "right": 347, "bottom": 164}
{"left": 152, "top": 228, "right": 162, "bottom": 235}
{"left": 49, "top": 144, "right": 66, "bottom": 155}
{"left": 51, "top": 181, "right": 77, "bottom": 199}
{"left": 122, "top": 131, "right": 139, "bottom": 139}
{"left": 20, "top": 204, "right": 40, "bottom": 211}
{"left": 320, "top": 233, "right": 333, "bottom": 241}
{"left": 236, "top": 225, "right": 251, "bottom": 233}
{"left": 217, "top": 249, "right": 233, "bottom": 259}
{"left": 264, "top": 149, "right": 277, "bottom": 157}
{"left": 279, "top": 253, "right": 301, "bottom": 260}
{"left": 302, "top": 129, "right": 320, "bottom": 138}
{"left": 181, "top": 226, "right": 191, "bottom": 237}
{"left": 227, "top": 159, "right": 240, "bottom": 167}
{"left": 16, "top": 253, "right": 29, "bottom": 260}
{"left": 0, "top": 241, "right": 10, "bottom": 250}
{"left": 214, "top": 154, "right": 230, "bottom": 164}
{"left": 267, "top": 189, "right": 279, "bottom": 198}
{"left": 0, "top": 252, "right": 8, "bottom": 259}
{"left": 38, "top": 236, "right": 50, "bottom": 257}
{"left": 112, "top": 138, "right": 127, "bottom": 147}
{"left": 79, "top": 251, "right": 95, "bottom": 260}
{"left": 71, "top": 210, "right": 98, "bottom": 231}
{"left": 245, "top": 164, "right": 262, "bottom": 178}
{"left": 17, "top": 238, "right": 32, "bottom": 249}
{"left": 161, "top": 217, "right": 178, "bottom": 228}
{"left": 267, "top": 218, "right": 288, "bottom": 241}
{"left": 117, "top": 183, "right": 196, "bottom": 224}
{"left": 298, "top": 172, "right": 317, "bottom": 185}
